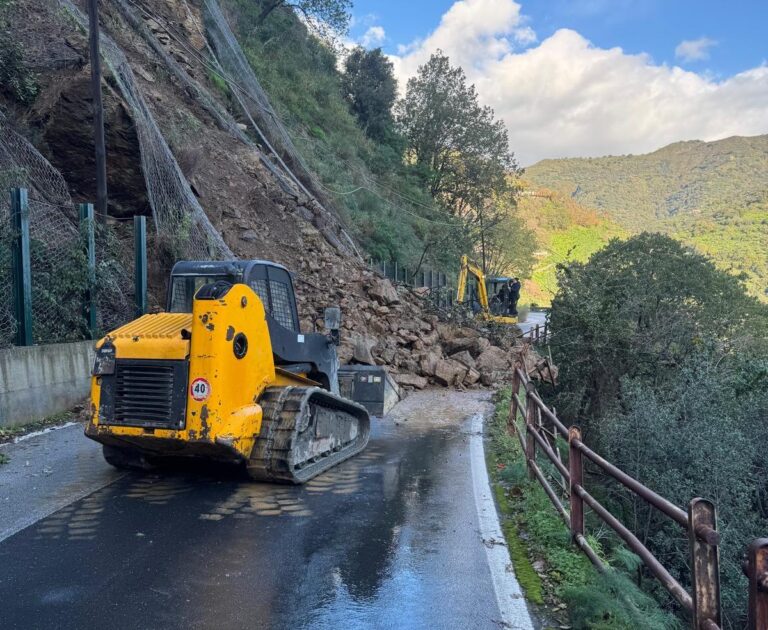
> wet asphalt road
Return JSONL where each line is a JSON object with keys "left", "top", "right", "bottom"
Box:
{"left": 0, "top": 391, "right": 532, "bottom": 630}
{"left": 517, "top": 311, "right": 547, "bottom": 337}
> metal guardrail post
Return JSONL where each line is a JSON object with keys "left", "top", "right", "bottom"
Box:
{"left": 524, "top": 381, "right": 536, "bottom": 479}
{"left": 78, "top": 203, "right": 97, "bottom": 339}
{"left": 569, "top": 426, "right": 584, "bottom": 540}
{"left": 10, "top": 188, "right": 33, "bottom": 346}
{"left": 747, "top": 539, "right": 768, "bottom": 630}
{"left": 133, "top": 215, "right": 147, "bottom": 317}
{"left": 688, "top": 498, "right": 722, "bottom": 629}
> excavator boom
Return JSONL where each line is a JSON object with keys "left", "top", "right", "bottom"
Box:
{"left": 456, "top": 255, "right": 517, "bottom": 325}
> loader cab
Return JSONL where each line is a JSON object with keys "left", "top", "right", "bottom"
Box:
{"left": 168, "top": 260, "right": 341, "bottom": 394}
{"left": 167, "top": 260, "right": 300, "bottom": 332}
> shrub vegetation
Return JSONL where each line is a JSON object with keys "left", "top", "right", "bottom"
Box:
{"left": 548, "top": 233, "right": 768, "bottom": 626}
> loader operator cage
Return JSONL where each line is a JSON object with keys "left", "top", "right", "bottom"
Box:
{"left": 167, "top": 260, "right": 300, "bottom": 332}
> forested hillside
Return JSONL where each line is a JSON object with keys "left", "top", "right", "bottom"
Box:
{"left": 526, "top": 135, "right": 768, "bottom": 300}
{"left": 515, "top": 186, "right": 625, "bottom": 305}
{"left": 222, "top": 0, "right": 533, "bottom": 275}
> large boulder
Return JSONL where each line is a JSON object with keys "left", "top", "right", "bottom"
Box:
{"left": 395, "top": 373, "right": 428, "bottom": 389}
{"left": 469, "top": 337, "right": 491, "bottom": 358}
{"left": 463, "top": 367, "right": 481, "bottom": 386}
{"left": 419, "top": 328, "right": 440, "bottom": 348}
{"left": 443, "top": 337, "right": 477, "bottom": 355}
{"left": 418, "top": 351, "right": 442, "bottom": 377}
{"left": 450, "top": 350, "right": 476, "bottom": 370}
{"left": 480, "top": 370, "right": 509, "bottom": 387}
{"left": 351, "top": 334, "right": 377, "bottom": 365}
{"left": 337, "top": 341, "right": 354, "bottom": 364}
{"left": 367, "top": 278, "right": 400, "bottom": 306}
{"left": 475, "top": 346, "right": 511, "bottom": 372}
{"left": 434, "top": 358, "right": 469, "bottom": 387}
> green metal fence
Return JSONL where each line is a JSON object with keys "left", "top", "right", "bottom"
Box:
{"left": 371, "top": 259, "right": 455, "bottom": 308}
{"left": 1, "top": 187, "right": 146, "bottom": 347}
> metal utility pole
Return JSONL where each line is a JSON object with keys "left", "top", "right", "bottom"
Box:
{"left": 88, "top": 0, "right": 108, "bottom": 224}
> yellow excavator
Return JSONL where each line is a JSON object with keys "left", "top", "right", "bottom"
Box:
{"left": 85, "top": 260, "right": 370, "bottom": 483}
{"left": 456, "top": 255, "right": 518, "bottom": 325}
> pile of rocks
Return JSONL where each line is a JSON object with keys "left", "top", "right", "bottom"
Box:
{"left": 292, "top": 247, "right": 544, "bottom": 390}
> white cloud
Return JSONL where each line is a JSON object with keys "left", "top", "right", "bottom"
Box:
{"left": 390, "top": 0, "right": 768, "bottom": 165}
{"left": 675, "top": 37, "right": 717, "bottom": 63}
{"left": 361, "top": 26, "right": 386, "bottom": 48}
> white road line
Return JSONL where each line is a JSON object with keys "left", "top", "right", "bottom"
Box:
{"left": 470, "top": 412, "right": 535, "bottom": 630}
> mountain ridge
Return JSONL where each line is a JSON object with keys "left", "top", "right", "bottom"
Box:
{"left": 523, "top": 134, "right": 768, "bottom": 301}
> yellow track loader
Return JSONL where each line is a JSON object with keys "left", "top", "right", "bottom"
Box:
{"left": 456, "top": 255, "right": 518, "bottom": 325}
{"left": 85, "top": 260, "right": 370, "bottom": 483}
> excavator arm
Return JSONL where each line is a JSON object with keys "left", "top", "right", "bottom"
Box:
{"left": 456, "top": 255, "right": 491, "bottom": 314}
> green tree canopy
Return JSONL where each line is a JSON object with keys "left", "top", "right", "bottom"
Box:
{"left": 396, "top": 51, "right": 525, "bottom": 272}
{"left": 548, "top": 233, "right": 768, "bottom": 624}
{"left": 255, "top": 0, "right": 352, "bottom": 34}
{"left": 342, "top": 47, "right": 398, "bottom": 143}
{"left": 396, "top": 51, "right": 519, "bottom": 215}
{"left": 550, "top": 232, "right": 767, "bottom": 429}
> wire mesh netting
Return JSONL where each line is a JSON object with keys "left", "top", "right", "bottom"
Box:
{"left": 59, "top": 0, "right": 234, "bottom": 262}
{"left": 0, "top": 111, "right": 135, "bottom": 347}
{"left": 201, "top": 0, "right": 359, "bottom": 257}
{"left": 202, "top": 0, "right": 323, "bottom": 198}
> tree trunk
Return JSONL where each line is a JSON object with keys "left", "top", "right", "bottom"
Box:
{"left": 258, "top": 0, "right": 285, "bottom": 24}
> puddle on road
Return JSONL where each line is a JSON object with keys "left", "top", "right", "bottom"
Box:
{"left": 196, "top": 446, "right": 384, "bottom": 521}
{"left": 30, "top": 391, "right": 490, "bottom": 546}
{"left": 33, "top": 489, "right": 110, "bottom": 542}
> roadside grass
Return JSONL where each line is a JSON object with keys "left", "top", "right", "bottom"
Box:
{"left": 0, "top": 452, "right": 8, "bottom": 465}
{"left": 486, "top": 388, "right": 680, "bottom": 629}
{"left": 0, "top": 410, "right": 78, "bottom": 445}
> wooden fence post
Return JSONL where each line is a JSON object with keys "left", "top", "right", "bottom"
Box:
{"left": 688, "top": 498, "right": 722, "bottom": 630}
{"left": 569, "top": 426, "right": 584, "bottom": 540}
{"left": 508, "top": 365, "right": 520, "bottom": 434}
{"left": 10, "top": 188, "right": 33, "bottom": 346}
{"left": 524, "top": 381, "right": 536, "bottom": 479}
{"left": 747, "top": 538, "right": 768, "bottom": 630}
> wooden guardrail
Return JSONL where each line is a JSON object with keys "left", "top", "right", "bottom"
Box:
{"left": 517, "top": 320, "right": 550, "bottom": 345}
{"left": 509, "top": 364, "right": 768, "bottom": 629}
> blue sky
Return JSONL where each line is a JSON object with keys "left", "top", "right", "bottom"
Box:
{"left": 351, "top": 0, "right": 768, "bottom": 78}
{"left": 348, "top": 0, "right": 768, "bottom": 163}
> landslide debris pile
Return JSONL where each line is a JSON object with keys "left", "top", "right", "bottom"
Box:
{"left": 291, "top": 225, "right": 545, "bottom": 390}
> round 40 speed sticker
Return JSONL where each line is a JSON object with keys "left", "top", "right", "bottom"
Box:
{"left": 190, "top": 377, "right": 211, "bottom": 402}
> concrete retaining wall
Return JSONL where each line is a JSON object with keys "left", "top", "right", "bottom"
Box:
{"left": 0, "top": 341, "right": 94, "bottom": 427}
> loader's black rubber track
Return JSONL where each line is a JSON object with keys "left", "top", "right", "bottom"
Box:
{"left": 247, "top": 386, "right": 371, "bottom": 484}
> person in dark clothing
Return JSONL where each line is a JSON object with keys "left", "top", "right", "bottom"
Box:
{"left": 509, "top": 278, "right": 521, "bottom": 316}
{"left": 495, "top": 282, "right": 511, "bottom": 315}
